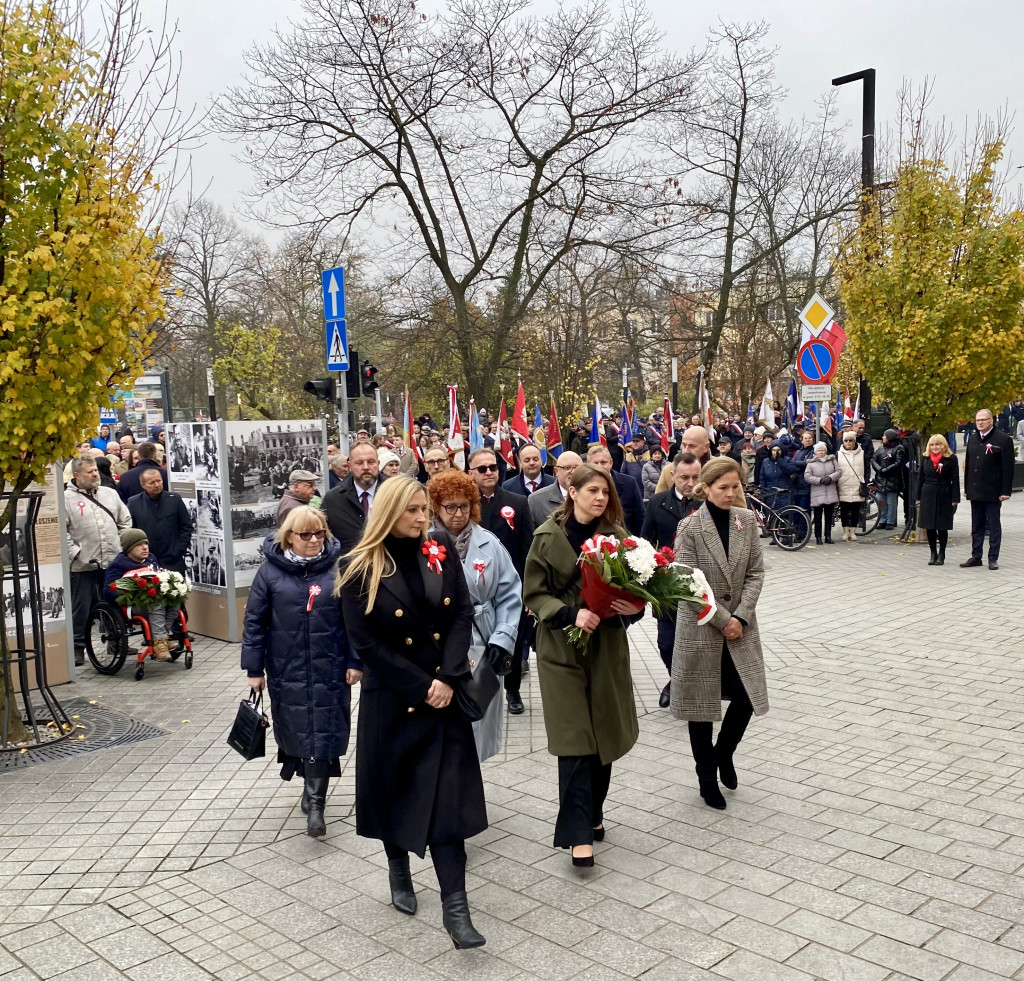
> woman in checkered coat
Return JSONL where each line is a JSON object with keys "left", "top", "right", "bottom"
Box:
{"left": 671, "top": 457, "right": 768, "bottom": 811}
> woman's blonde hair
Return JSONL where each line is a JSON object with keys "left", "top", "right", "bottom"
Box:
{"left": 335, "top": 476, "right": 426, "bottom": 611}
{"left": 273, "top": 506, "right": 329, "bottom": 549}
{"left": 691, "top": 456, "right": 742, "bottom": 502}
{"left": 925, "top": 433, "right": 953, "bottom": 458}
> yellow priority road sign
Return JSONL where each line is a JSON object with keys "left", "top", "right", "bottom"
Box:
{"left": 798, "top": 293, "right": 835, "bottom": 338}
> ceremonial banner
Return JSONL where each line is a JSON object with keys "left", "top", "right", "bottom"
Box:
{"left": 447, "top": 385, "right": 465, "bottom": 471}
{"left": 511, "top": 380, "right": 530, "bottom": 447}
{"left": 547, "top": 397, "right": 563, "bottom": 459}
{"left": 532, "top": 404, "right": 548, "bottom": 465}
{"left": 496, "top": 399, "right": 515, "bottom": 467}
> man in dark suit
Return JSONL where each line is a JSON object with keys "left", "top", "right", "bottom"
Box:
{"left": 528, "top": 452, "right": 581, "bottom": 525}
{"left": 501, "top": 444, "right": 554, "bottom": 497}
{"left": 117, "top": 441, "right": 167, "bottom": 502}
{"left": 961, "top": 408, "right": 1015, "bottom": 570}
{"left": 127, "top": 467, "right": 193, "bottom": 575}
{"left": 586, "top": 444, "right": 645, "bottom": 535}
{"left": 641, "top": 453, "right": 701, "bottom": 707}
{"left": 470, "top": 448, "right": 534, "bottom": 714}
{"left": 321, "top": 441, "right": 385, "bottom": 552}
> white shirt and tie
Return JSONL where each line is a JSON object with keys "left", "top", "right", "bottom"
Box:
{"left": 357, "top": 482, "right": 378, "bottom": 515}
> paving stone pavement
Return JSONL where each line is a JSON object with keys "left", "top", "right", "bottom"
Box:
{"left": 1, "top": 491, "right": 1021, "bottom": 980}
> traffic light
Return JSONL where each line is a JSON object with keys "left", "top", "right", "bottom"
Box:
{"left": 361, "top": 360, "right": 379, "bottom": 397}
{"left": 303, "top": 378, "right": 336, "bottom": 402}
{"left": 344, "top": 349, "right": 360, "bottom": 399}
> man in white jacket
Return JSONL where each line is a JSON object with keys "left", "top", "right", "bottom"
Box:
{"left": 65, "top": 458, "right": 131, "bottom": 664}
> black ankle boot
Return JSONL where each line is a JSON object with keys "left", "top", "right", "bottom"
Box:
{"left": 304, "top": 776, "right": 328, "bottom": 837}
{"left": 928, "top": 549, "right": 938, "bottom": 566}
{"left": 714, "top": 741, "right": 738, "bottom": 790}
{"left": 442, "top": 891, "right": 486, "bottom": 949}
{"left": 388, "top": 857, "right": 417, "bottom": 915}
{"left": 937, "top": 547, "right": 945, "bottom": 565}
{"left": 697, "top": 768, "right": 727, "bottom": 809}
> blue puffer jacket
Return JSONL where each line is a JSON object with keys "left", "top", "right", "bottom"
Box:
{"left": 240, "top": 536, "right": 360, "bottom": 761}
{"left": 759, "top": 444, "right": 800, "bottom": 507}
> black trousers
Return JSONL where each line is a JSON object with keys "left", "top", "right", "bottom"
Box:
{"left": 504, "top": 612, "right": 530, "bottom": 696}
{"left": 838, "top": 501, "right": 861, "bottom": 526}
{"left": 384, "top": 840, "right": 466, "bottom": 900}
{"left": 688, "top": 646, "right": 754, "bottom": 768}
{"left": 812, "top": 503, "right": 835, "bottom": 540}
{"left": 925, "top": 529, "right": 949, "bottom": 553}
{"left": 70, "top": 569, "right": 105, "bottom": 650}
{"left": 970, "top": 500, "right": 1002, "bottom": 561}
{"left": 656, "top": 613, "right": 675, "bottom": 675}
{"left": 553, "top": 755, "right": 612, "bottom": 849}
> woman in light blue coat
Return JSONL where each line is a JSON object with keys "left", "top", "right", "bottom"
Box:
{"left": 429, "top": 470, "right": 522, "bottom": 761}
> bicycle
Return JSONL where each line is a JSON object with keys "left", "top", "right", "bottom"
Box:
{"left": 828, "top": 495, "right": 881, "bottom": 538}
{"left": 745, "top": 491, "right": 812, "bottom": 551}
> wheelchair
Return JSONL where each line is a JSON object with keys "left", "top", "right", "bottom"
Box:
{"left": 85, "top": 600, "right": 194, "bottom": 681}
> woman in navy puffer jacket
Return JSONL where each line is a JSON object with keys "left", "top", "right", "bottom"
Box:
{"left": 241, "top": 506, "right": 362, "bottom": 837}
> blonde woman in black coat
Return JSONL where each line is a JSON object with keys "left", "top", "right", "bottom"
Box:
{"left": 336, "top": 476, "right": 487, "bottom": 949}
{"left": 918, "top": 434, "right": 960, "bottom": 566}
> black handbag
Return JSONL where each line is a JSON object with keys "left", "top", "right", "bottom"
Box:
{"left": 453, "top": 646, "right": 500, "bottom": 723}
{"left": 227, "top": 689, "right": 269, "bottom": 760}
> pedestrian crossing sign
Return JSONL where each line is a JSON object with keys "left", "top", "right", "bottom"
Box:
{"left": 326, "top": 319, "right": 349, "bottom": 371}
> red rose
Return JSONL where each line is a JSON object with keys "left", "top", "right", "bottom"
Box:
{"left": 133, "top": 577, "right": 144, "bottom": 586}
{"left": 659, "top": 546, "right": 675, "bottom": 561}
{"left": 623, "top": 537, "right": 638, "bottom": 549}
{"left": 601, "top": 541, "right": 617, "bottom": 555}
{"left": 146, "top": 587, "right": 157, "bottom": 597}
{"left": 654, "top": 553, "right": 669, "bottom": 567}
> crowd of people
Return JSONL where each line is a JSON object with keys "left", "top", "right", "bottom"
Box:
{"left": 58, "top": 399, "right": 1015, "bottom": 951}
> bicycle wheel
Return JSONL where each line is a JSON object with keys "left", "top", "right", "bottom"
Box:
{"left": 770, "top": 506, "right": 812, "bottom": 551}
{"left": 861, "top": 496, "right": 881, "bottom": 535}
{"left": 85, "top": 604, "right": 128, "bottom": 675}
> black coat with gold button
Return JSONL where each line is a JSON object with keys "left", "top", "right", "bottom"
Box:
{"left": 339, "top": 530, "right": 487, "bottom": 856}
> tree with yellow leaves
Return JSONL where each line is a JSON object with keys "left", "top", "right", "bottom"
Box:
{"left": 1, "top": 1, "right": 190, "bottom": 743}
{"left": 838, "top": 142, "right": 1023, "bottom": 435}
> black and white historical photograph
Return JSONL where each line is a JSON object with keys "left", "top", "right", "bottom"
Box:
{"left": 166, "top": 423, "right": 195, "bottom": 483}
{"left": 230, "top": 502, "right": 276, "bottom": 542}
{"left": 232, "top": 537, "right": 266, "bottom": 588}
{"left": 192, "top": 423, "right": 220, "bottom": 485}
{"left": 224, "top": 420, "right": 324, "bottom": 505}
{"left": 2, "top": 563, "right": 66, "bottom": 627}
{"left": 196, "top": 489, "right": 224, "bottom": 534}
{"left": 196, "top": 535, "right": 225, "bottom": 587}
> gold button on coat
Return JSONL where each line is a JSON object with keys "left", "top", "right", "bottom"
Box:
{"left": 443, "top": 597, "right": 450, "bottom": 606}
{"left": 395, "top": 609, "right": 404, "bottom": 617}
{"left": 405, "top": 637, "right": 413, "bottom": 645}
{"left": 433, "top": 633, "right": 441, "bottom": 641}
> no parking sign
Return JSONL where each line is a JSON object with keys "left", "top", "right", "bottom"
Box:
{"left": 797, "top": 337, "right": 839, "bottom": 385}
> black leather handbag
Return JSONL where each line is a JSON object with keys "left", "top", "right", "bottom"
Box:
{"left": 227, "top": 689, "right": 269, "bottom": 760}
{"left": 453, "top": 645, "right": 500, "bottom": 723}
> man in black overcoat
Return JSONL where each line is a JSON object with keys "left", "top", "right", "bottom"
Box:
{"left": 961, "top": 408, "right": 1014, "bottom": 570}
{"left": 640, "top": 453, "right": 701, "bottom": 708}
{"left": 470, "top": 448, "right": 534, "bottom": 714}
{"left": 322, "top": 441, "right": 385, "bottom": 552}
{"left": 127, "top": 467, "right": 193, "bottom": 575}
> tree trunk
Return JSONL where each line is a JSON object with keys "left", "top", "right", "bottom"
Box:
{"left": 0, "top": 483, "right": 32, "bottom": 745}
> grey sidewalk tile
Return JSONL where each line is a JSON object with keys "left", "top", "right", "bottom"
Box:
{"left": 124, "top": 951, "right": 215, "bottom": 980}
{"left": 350, "top": 951, "right": 445, "bottom": 980}
{"left": 707, "top": 885, "right": 797, "bottom": 926}
{"left": 711, "top": 948, "right": 815, "bottom": 981}
{"left": 854, "top": 935, "right": 958, "bottom": 981}
{"left": 426, "top": 947, "right": 521, "bottom": 981}
{"left": 844, "top": 903, "right": 940, "bottom": 946}
{"left": 711, "top": 916, "right": 807, "bottom": 962}
{"left": 588, "top": 871, "right": 668, "bottom": 909}
{"left": 785, "top": 942, "right": 890, "bottom": 981}
{"left": 837, "top": 876, "right": 927, "bottom": 915}
{"left": 777, "top": 909, "right": 874, "bottom": 953}
{"left": 924, "top": 928, "right": 1024, "bottom": 976}
{"left": 511, "top": 906, "right": 600, "bottom": 947}
{"left": 644, "top": 893, "right": 733, "bottom": 935}
{"left": 578, "top": 899, "right": 667, "bottom": 941}
{"left": 568, "top": 929, "right": 666, "bottom": 977}
{"left": 15, "top": 933, "right": 95, "bottom": 978}
{"left": 499, "top": 935, "right": 593, "bottom": 980}
{"left": 915, "top": 898, "right": 1012, "bottom": 941}
{"left": 87, "top": 926, "right": 173, "bottom": 969}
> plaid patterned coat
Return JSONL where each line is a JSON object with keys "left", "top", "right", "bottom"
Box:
{"left": 669, "top": 505, "right": 769, "bottom": 723}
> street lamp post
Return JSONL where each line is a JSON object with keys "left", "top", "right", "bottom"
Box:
{"left": 831, "top": 68, "right": 875, "bottom": 190}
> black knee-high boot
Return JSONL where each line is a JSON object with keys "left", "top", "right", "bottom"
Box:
{"left": 688, "top": 722, "right": 725, "bottom": 809}
{"left": 383, "top": 843, "right": 416, "bottom": 915}
{"left": 304, "top": 776, "right": 328, "bottom": 837}
{"left": 937, "top": 530, "right": 947, "bottom": 565}
{"left": 715, "top": 699, "right": 753, "bottom": 790}
{"left": 926, "top": 529, "right": 938, "bottom": 565}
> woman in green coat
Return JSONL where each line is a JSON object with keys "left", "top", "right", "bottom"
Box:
{"left": 523, "top": 464, "right": 644, "bottom": 868}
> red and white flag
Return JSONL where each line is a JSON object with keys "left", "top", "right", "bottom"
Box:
{"left": 660, "top": 396, "right": 674, "bottom": 454}
{"left": 843, "top": 390, "right": 854, "bottom": 422}
{"left": 447, "top": 385, "right": 465, "bottom": 471}
{"left": 511, "top": 379, "right": 530, "bottom": 448}
{"left": 403, "top": 387, "right": 422, "bottom": 463}
{"left": 495, "top": 399, "right": 514, "bottom": 467}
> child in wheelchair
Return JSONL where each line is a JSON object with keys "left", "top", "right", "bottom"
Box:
{"left": 104, "top": 528, "right": 182, "bottom": 661}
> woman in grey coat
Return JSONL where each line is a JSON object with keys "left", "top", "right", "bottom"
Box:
{"left": 428, "top": 469, "right": 522, "bottom": 762}
{"left": 803, "top": 442, "right": 840, "bottom": 545}
{"left": 671, "top": 456, "right": 768, "bottom": 810}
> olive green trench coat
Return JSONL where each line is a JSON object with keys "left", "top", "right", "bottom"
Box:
{"left": 523, "top": 518, "right": 640, "bottom": 765}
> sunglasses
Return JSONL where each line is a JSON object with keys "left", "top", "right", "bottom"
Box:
{"left": 440, "top": 503, "right": 471, "bottom": 515}
{"left": 295, "top": 530, "right": 327, "bottom": 541}
{"left": 471, "top": 464, "right": 498, "bottom": 474}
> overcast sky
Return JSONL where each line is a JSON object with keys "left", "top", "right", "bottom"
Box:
{"left": 146, "top": 0, "right": 1023, "bottom": 230}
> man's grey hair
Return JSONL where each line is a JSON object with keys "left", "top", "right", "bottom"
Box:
{"left": 71, "top": 457, "right": 97, "bottom": 474}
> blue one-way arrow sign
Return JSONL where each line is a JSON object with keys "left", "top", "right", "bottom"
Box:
{"left": 322, "top": 267, "right": 346, "bottom": 321}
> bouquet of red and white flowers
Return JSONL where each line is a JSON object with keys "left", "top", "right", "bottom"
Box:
{"left": 110, "top": 569, "right": 191, "bottom": 610}
{"left": 564, "top": 534, "right": 716, "bottom": 650}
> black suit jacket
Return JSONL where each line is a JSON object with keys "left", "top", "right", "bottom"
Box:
{"left": 479, "top": 487, "right": 534, "bottom": 576}
{"left": 322, "top": 474, "right": 387, "bottom": 553}
{"left": 611, "top": 470, "right": 645, "bottom": 535}
{"left": 965, "top": 429, "right": 1014, "bottom": 501}
{"left": 501, "top": 472, "right": 555, "bottom": 497}
{"left": 641, "top": 490, "right": 699, "bottom": 550}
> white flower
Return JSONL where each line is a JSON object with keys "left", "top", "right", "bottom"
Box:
{"left": 624, "top": 539, "right": 657, "bottom": 584}
{"left": 689, "top": 567, "right": 711, "bottom": 599}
